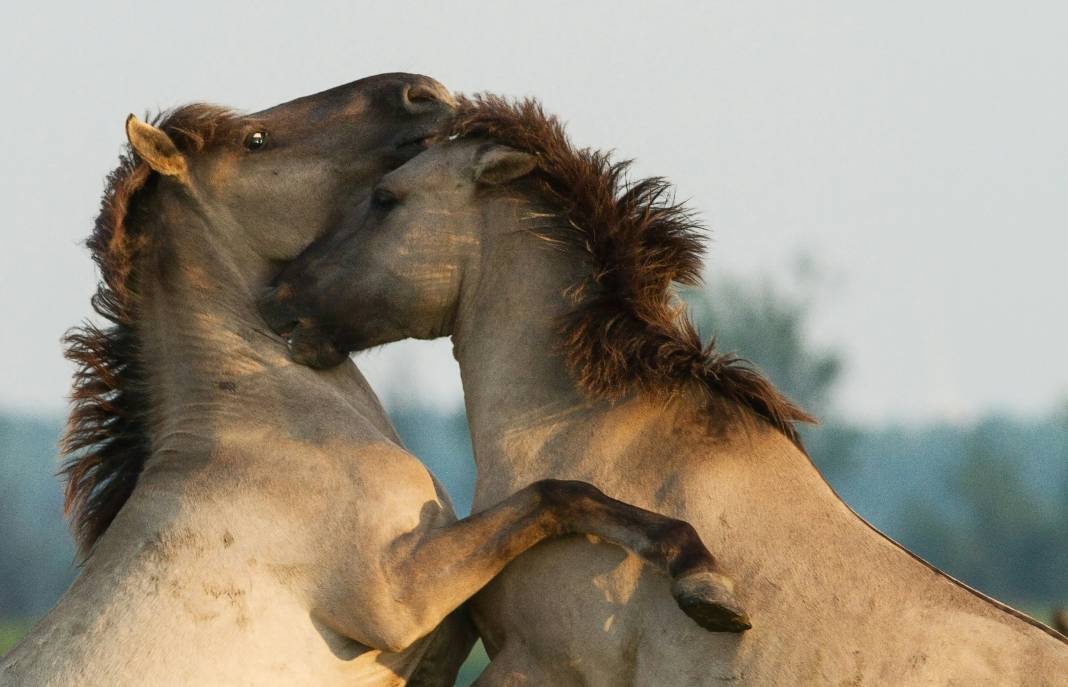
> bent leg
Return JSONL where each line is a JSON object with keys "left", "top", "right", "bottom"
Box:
{"left": 469, "top": 642, "right": 540, "bottom": 687}
{"left": 383, "top": 479, "right": 749, "bottom": 649}
{"left": 406, "top": 605, "right": 478, "bottom": 687}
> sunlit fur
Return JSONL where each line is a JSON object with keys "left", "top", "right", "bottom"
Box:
{"left": 453, "top": 95, "right": 815, "bottom": 448}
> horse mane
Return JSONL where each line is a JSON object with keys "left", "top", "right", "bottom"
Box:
{"left": 452, "top": 95, "right": 816, "bottom": 446}
{"left": 62, "top": 104, "right": 243, "bottom": 556}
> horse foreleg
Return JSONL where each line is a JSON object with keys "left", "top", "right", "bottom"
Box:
{"left": 381, "top": 478, "right": 749, "bottom": 652}
{"left": 405, "top": 606, "right": 478, "bottom": 687}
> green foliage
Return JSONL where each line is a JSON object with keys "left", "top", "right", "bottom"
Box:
{"left": 682, "top": 269, "right": 855, "bottom": 477}
{"left": 684, "top": 272, "right": 842, "bottom": 416}
{"left": 0, "top": 619, "right": 31, "bottom": 655}
{"left": 0, "top": 414, "right": 76, "bottom": 618}
{"left": 899, "top": 418, "right": 1068, "bottom": 606}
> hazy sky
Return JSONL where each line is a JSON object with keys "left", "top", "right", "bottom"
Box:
{"left": 2, "top": 1, "right": 1065, "bottom": 424}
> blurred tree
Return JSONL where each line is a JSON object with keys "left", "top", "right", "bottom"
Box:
{"left": 0, "top": 415, "right": 76, "bottom": 619}
{"left": 899, "top": 418, "right": 1068, "bottom": 606}
{"left": 682, "top": 264, "right": 855, "bottom": 477}
{"left": 683, "top": 258, "right": 842, "bottom": 417}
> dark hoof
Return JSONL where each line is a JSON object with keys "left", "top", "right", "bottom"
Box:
{"left": 671, "top": 571, "right": 752, "bottom": 633}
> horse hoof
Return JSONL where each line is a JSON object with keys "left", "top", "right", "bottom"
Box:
{"left": 671, "top": 571, "right": 752, "bottom": 633}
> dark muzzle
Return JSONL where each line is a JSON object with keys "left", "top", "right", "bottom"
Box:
{"left": 256, "top": 285, "right": 349, "bottom": 369}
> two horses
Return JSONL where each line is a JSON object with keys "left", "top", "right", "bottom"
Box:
{"left": 5, "top": 75, "right": 1065, "bottom": 686}
{"left": 2, "top": 76, "right": 736, "bottom": 687}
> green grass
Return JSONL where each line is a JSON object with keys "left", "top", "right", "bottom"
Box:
{"left": 0, "top": 619, "right": 32, "bottom": 655}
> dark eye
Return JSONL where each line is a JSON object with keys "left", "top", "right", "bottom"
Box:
{"left": 371, "top": 187, "right": 398, "bottom": 210}
{"left": 244, "top": 131, "right": 268, "bottom": 151}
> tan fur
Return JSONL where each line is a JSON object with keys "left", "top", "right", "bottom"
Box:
{"left": 453, "top": 166, "right": 1068, "bottom": 684}
{"left": 9, "top": 76, "right": 479, "bottom": 686}
{"left": 12, "top": 78, "right": 734, "bottom": 687}
{"left": 260, "top": 111, "right": 1068, "bottom": 683}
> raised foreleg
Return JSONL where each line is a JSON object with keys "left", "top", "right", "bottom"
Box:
{"left": 379, "top": 479, "right": 748, "bottom": 653}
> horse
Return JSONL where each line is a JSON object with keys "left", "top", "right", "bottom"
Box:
{"left": 2, "top": 81, "right": 734, "bottom": 687}
{"left": 260, "top": 94, "right": 1068, "bottom": 685}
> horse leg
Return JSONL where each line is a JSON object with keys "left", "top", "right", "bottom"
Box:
{"left": 469, "top": 639, "right": 584, "bottom": 687}
{"left": 469, "top": 646, "right": 534, "bottom": 687}
{"left": 381, "top": 479, "right": 749, "bottom": 650}
{"left": 405, "top": 606, "right": 478, "bottom": 687}
{"left": 471, "top": 661, "right": 530, "bottom": 687}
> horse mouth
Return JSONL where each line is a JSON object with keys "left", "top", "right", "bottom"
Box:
{"left": 394, "top": 132, "right": 444, "bottom": 156}
{"left": 256, "top": 287, "right": 349, "bottom": 369}
{"left": 286, "top": 324, "right": 348, "bottom": 370}
{"left": 271, "top": 318, "right": 348, "bottom": 369}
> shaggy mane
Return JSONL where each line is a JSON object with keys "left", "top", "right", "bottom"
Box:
{"left": 62, "top": 105, "right": 243, "bottom": 555}
{"left": 452, "top": 95, "right": 816, "bottom": 445}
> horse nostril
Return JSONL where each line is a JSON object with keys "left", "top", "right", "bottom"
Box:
{"left": 407, "top": 84, "right": 437, "bottom": 103}
{"left": 401, "top": 80, "right": 456, "bottom": 114}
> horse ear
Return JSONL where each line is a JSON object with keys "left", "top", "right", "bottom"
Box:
{"left": 125, "top": 115, "right": 187, "bottom": 178}
{"left": 472, "top": 145, "right": 537, "bottom": 186}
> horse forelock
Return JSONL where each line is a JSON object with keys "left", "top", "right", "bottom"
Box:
{"left": 61, "top": 104, "right": 242, "bottom": 556}
{"left": 452, "top": 94, "right": 815, "bottom": 447}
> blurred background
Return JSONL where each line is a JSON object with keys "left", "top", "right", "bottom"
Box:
{"left": 1, "top": 1, "right": 1065, "bottom": 683}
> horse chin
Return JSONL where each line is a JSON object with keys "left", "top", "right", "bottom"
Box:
{"left": 287, "top": 326, "right": 349, "bottom": 370}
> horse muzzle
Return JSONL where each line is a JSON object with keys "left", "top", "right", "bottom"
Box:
{"left": 256, "top": 285, "right": 349, "bottom": 369}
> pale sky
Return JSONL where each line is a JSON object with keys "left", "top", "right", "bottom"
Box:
{"left": 2, "top": 1, "right": 1066, "bottom": 424}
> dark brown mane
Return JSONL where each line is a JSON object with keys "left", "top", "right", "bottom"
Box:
{"left": 452, "top": 95, "right": 815, "bottom": 445}
{"left": 62, "top": 105, "right": 243, "bottom": 555}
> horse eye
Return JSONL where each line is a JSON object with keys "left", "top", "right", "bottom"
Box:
{"left": 244, "top": 131, "right": 268, "bottom": 151}
{"left": 372, "top": 187, "right": 398, "bottom": 210}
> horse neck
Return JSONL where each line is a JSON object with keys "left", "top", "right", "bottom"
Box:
{"left": 450, "top": 200, "right": 753, "bottom": 503}
{"left": 446, "top": 200, "right": 888, "bottom": 572}
{"left": 134, "top": 191, "right": 395, "bottom": 464}
{"left": 451, "top": 199, "right": 582, "bottom": 494}
{"left": 452, "top": 201, "right": 1067, "bottom": 660}
{"left": 135, "top": 194, "right": 281, "bottom": 454}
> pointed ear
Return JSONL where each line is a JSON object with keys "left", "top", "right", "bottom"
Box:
{"left": 125, "top": 114, "right": 187, "bottom": 177}
{"left": 472, "top": 145, "right": 537, "bottom": 186}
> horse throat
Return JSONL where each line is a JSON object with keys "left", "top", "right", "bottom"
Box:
{"left": 133, "top": 193, "right": 292, "bottom": 460}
